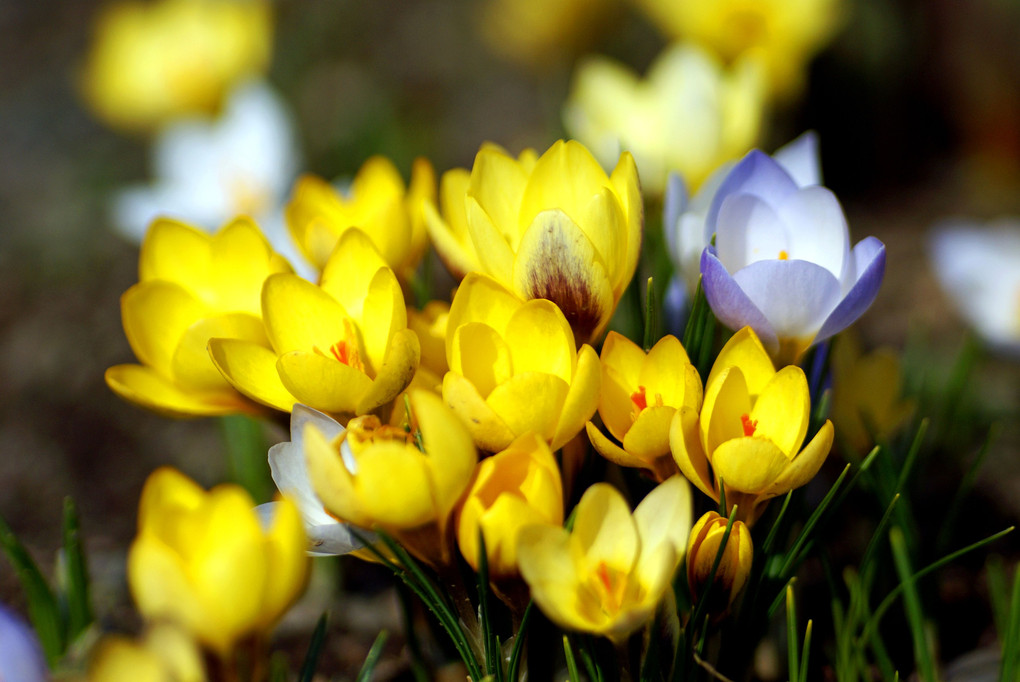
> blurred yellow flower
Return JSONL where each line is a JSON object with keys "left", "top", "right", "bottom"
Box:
{"left": 517, "top": 476, "right": 692, "bottom": 642}
{"left": 105, "top": 217, "right": 290, "bottom": 417}
{"left": 830, "top": 333, "right": 914, "bottom": 454}
{"left": 686, "top": 511, "right": 753, "bottom": 611}
{"left": 408, "top": 300, "right": 450, "bottom": 378}
{"left": 128, "top": 468, "right": 308, "bottom": 656}
{"left": 286, "top": 157, "right": 435, "bottom": 280}
{"left": 443, "top": 273, "right": 601, "bottom": 453}
{"left": 425, "top": 140, "right": 642, "bottom": 344}
{"left": 304, "top": 390, "right": 478, "bottom": 565}
{"left": 564, "top": 42, "right": 765, "bottom": 195}
{"left": 89, "top": 623, "right": 205, "bottom": 682}
{"left": 586, "top": 332, "right": 702, "bottom": 481}
{"left": 208, "top": 229, "right": 420, "bottom": 416}
{"left": 630, "top": 0, "right": 843, "bottom": 98}
{"left": 478, "top": 0, "right": 618, "bottom": 67}
{"left": 670, "top": 327, "right": 833, "bottom": 523}
{"left": 81, "top": 0, "right": 272, "bottom": 132}
{"left": 457, "top": 432, "right": 564, "bottom": 579}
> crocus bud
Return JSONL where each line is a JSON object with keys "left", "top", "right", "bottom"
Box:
{"left": 686, "top": 511, "right": 753, "bottom": 612}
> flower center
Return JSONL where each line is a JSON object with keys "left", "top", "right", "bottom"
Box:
{"left": 594, "top": 560, "right": 626, "bottom": 615}
{"left": 345, "top": 415, "right": 415, "bottom": 452}
{"left": 778, "top": 250, "right": 789, "bottom": 261}
{"left": 630, "top": 385, "right": 664, "bottom": 421}
{"left": 741, "top": 413, "right": 758, "bottom": 437}
{"left": 315, "top": 320, "right": 367, "bottom": 373}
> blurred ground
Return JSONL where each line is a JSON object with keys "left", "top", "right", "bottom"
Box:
{"left": 1, "top": 0, "right": 1020, "bottom": 677}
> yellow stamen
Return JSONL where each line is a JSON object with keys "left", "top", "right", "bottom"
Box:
{"left": 778, "top": 250, "right": 789, "bottom": 260}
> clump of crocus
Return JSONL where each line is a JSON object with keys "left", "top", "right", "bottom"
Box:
{"left": 286, "top": 156, "right": 435, "bottom": 281}
{"left": 424, "top": 139, "right": 642, "bottom": 344}
{"left": 700, "top": 148, "right": 885, "bottom": 365}
{"left": 303, "top": 390, "right": 478, "bottom": 566}
{"left": 686, "top": 511, "right": 753, "bottom": 615}
{"left": 670, "top": 327, "right": 833, "bottom": 524}
{"left": 81, "top": 0, "right": 273, "bottom": 132}
{"left": 457, "top": 432, "right": 564, "bottom": 581}
{"left": 516, "top": 476, "right": 692, "bottom": 643}
{"left": 106, "top": 217, "right": 291, "bottom": 417}
{"left": 586, "top": 332, "right": 702, "bottom": 481}
{"left": 564, "top": 42, "right": 764, "bottom": 196}
{"left": 128, "top": 468, "right": 309, "bottom": 657}
{"left": 443, "top": 272, "right": 600, "bottom": 453}
{"left": 208, "top": 229, "right": 420, "bottom": 416}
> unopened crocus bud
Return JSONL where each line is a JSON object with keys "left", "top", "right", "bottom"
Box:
{"left": 686, "top": 511, "right": 753, "bottom": 611}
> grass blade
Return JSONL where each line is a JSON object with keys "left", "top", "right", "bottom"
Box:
{"left": 564, "top": 635, "right": 581, "bottom": 682}
{"left": 507, "top": 601, "right": 533, "bottom": 682}
{"left": 298, "top": 612, "right": 329, "bottom": 682}
{"left": 1000, "top": 562, "right": 1020, "bottom": 682}
{"left": 889, "top": 528, "right": 937, "bottom": 682}
{"left": 60, "top": 497, "right": 92, "bottom": 643}
{"left": 0, "top": 513, "right": 63, "bottom": 664}
{"left": 219, "top": 414, "right": 273, "bottom": 503}
{"left": 786, "top": 586, "right": 800, "bottom": 682}
{"left": 356, "top": 630, "right": 390, "bottom": 682}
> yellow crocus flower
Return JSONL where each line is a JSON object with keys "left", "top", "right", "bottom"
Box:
{"left": 81, "top": 0, "right": 272, "bottom": 133}
{"left": 424, "top": 139, "right": 642, "bottom": 344}
{"left": 670, "top": 327, "right": 833, "bottom": 524}
{"left": 586, "top": 332, "right": 703, "bottom": 482}
{"left": 105, "top": 217, "right": 291, "bottom": 417}
{"left": 456, "top": 432, "right": 564, "bottom": 579}
{"left": 630, "top": 0, "right": 843, "bottom": 99}
{"left": 286, "top": 157, "right": 435, "bottom": 279}
{"left": 830, "top": 333, "right": 914, "bottom": 454}
{"left": 443, "top": 272, "right": 601, "bottom": 453}
{"left": 128, "top": 468, "right": 309, "bottom": 657}
{"left": 408, "top": 300, "right": 450, "bottom": 378}
{"left": 208, "top": 229, "right": 420, "bottom": 416}
{"left": 517, "top": 476, "right": 693, "bottom": 643}
{"left": 303, "top": 390, "right": 478, "bottom": 565}
{"left": 564, "top": 42, "right": 765, "bottom": 195}
{"left": 686, "top": 511, "right": 753, "bottom": 612}
{"left": 89, "top": 623, "right": 205, "bottom": 682}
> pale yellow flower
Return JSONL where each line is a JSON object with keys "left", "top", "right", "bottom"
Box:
{"left": 81, "top": 0, "right": 272, "bottom": 132}
{"left": 89, "top": 623, "right": 205, "bottom": 682}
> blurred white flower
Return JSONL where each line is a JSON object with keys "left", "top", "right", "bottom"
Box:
{"left": 112, "top": 79, "right": 312, "bottom": 277}
{"left": 929, "top": 220, "right": 1020, "bottom": 351}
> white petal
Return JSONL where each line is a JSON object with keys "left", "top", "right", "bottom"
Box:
{"left": 732, "top": 260, "right": 842, "bottom": 340}
{"left": 773, "top": 131, "right": 822, "bottom": 187}
{"left": 775, "top": 186, "right": 849, "bottom": 280}
{"left": 716, "top": 194, "right": 789, "bottom": 272}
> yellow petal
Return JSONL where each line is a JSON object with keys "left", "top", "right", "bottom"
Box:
{"left": 356, "top": 328, "right": 420, "bottom": 415}
{"left": 706, "top": 327, "right": 775, "bottom": 398}
{"left": 105, "top": 364, "right": 254, "bottom": 418}
{"left": 587, "top": 421, "right": 651, "bottom": 471}
{"left": 572, "top": 483, "right": 639, "bottom": 573}
{"left": 517, "top": 524, "right": 593, "bottom": 632}
{"left": 519, "top": 140, "right": 609, "bottom": 233}
{"left": 621, "top": 405, "right": 676, "bottom": 462}
{"left": 320, "top": 229, "right": 391, "bottom": 318}
{"left": 442, "top": 371, "right": 516, "bottom": 452}
{"left": 413, "top": 390, "right": 478, "bottom": 523}
{"left": 511, "top": 209, "right": 614, "bottom": 344}
{"left": 504, "top": 299, "right": 575, "bottom": 382}
{"left": 701, "top": 367, "right": 751, "bottom": 456}
{"left": 599, "top": 332, "right": 646, "bottom": 442}
{"left": 750, "top": 366, "right": 809, "bottom": 458}
{"left": 609, "top": 151, "right": 643, "bottom": 296}
{"left": 137, "top": 467, "right": 205, "bottom": 530}
{"left": 208, "top": 338, "right": 297, "bottom": 412}
{"left": 710, "top": 437, "right": 789, "bottom": 496}
{"left": 575, "top": 186, "right": 628, "bottom": 291}
{"left": 466, "top": 195, "right": 515, "bottom": 284}
{"left": 487, "top": 372, "right": 569, "bottom": 443}
{"left": 552, "top": 344, "right": 601, "bottom": 450}
{"left": 209, "top": 217, "right": 291, "bottom": 314}
{"left": 122, "top": 281, "right": 207, "bottom": 376}
{"left": 357, "top": 267, "right": 408, "bottom": 375}
{"left": 640, "top": 335, "right": 696, "bottom": 409}
{"left": 277, "top": 351, "right": 373, "bottom": 415}
{"left": 358, "top": 441, "right": 438, "bottom": 528}
{"left": 261, "top": 274, "right": 350, "bottom": 355}
{"left": 259, "top": 497, "right": 309, "bottom": 627}
{"left": 171, "top": 313, "right": 267, "bottom": 392}
{"left": 669, "top": 407, "right": 717, "bottom": 501}
{"left": 469, "top": 144, "right": 531, "bottom": 244}
{"left": 303, "top": 424, "right": 367, "bottom": 527}
{"left": 446, "top": 272, "right": 522, "bottom": 360}
{"left": 139, "top": 218, "right": 211, "bottom": 285}
{"left": 633, "top": 476, "right": 693, "bottom": 561}
{"left": 424, "top": 182, "right": 479, "bottom": 279}
{"left": 766, "top": 420, "right": 834, "bottom": 498}
{"left": 128, "top": 535, "right": 212, "bottom": 649}
{"left": 450, "top": 322, "right": 513, "bottom": 397}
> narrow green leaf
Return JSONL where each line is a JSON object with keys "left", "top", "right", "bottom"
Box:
{"left": 644, "top": 276, "right": 659, "bottom": 352}
{"left": 889, "top": 528, "right": 937, "bottom": 682}
{"left": 1000, "top": 561, "right": 1020, "bottom": 682}
{"left": 761, "top": 491, "right": 794, "bottom": 555}
{"left": 507, "top": 601, "right": 533, "bottom": 682}
{"left": 786, "top": 586, "right": 800, "bottom": 682}
{"left": 60, "top": 497, "right": 92, "bottom": 643}
{"left": 564, "top": 635, "right": 581, "bottom": 682}
{"left": 0, "top": 514, "right": 63, "bottom": 664}
{"left": 356, "top": 630, "right": 390, "bottom": 682}
{"left": 219, "top": 415, "right": 273, "bottom": 503}
{"left": 268, "top": 652, "right": 290, "bottom": 682}
{"left": 778, "top": 463, "right": 852, "bottom": 579}
{"left": 987, "top": 556, "right": 1010, "bottom": 642}
{"left": 394, "top": 582, "right": 431, "bottom": 682}
{"left": 799, "top": 620, "right": 813, "bottom": 682}
{"left": 938, "top": 424, "right": 998, "bottom": 552}
{"left": 476, "top": 531, "right": 499, "bottom": 679}
{"left": 298, "top": 612, "right": 329, "bottom": 682}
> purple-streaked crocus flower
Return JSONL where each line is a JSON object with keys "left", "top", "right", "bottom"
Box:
{"left": 699, "top": 148, "right": 885, "bottom": 364}
{"left": 255, "top": 405, "right": 372, "bottom": 556}
{"left": 0, "top": 603, "right": 48, "bottom": 682}
{"left": 929, "top": 219, "right": 1020, "bottom": 354}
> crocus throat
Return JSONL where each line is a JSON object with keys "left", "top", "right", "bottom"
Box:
{"left": 630, "top": 385, "right": 664, "bottom": 421}
{"left": 741, "top": 413, "right": 757, "bottom": 437}
{"left": 595, "top": 561, "right": 623, "bottom": 614}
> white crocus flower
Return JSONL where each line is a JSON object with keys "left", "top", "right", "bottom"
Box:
{"left": 929, "top": 220, "right": 1020, "bottom": 353}
{"left": 256, "top": 405, "right": 371, "bottom": 556}
{"left": 112, "top": 79, "right": 313, "bottom": 278}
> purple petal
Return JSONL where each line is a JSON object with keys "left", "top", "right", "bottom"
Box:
{"left": 663, "top": 171, "right": 689, "bottom": 263}
{"left": 0, "top": 605, "right": 47, "bottom": 682}
{"left": 706, "top": 150, "right": 799, "bottom": 233}
{"left": 732, "top": 260, "right": 842, "bottom": 340}
{"left": 701, "top": 246, "right": 778, "bottom": 350}
{"left": 816, "top": 237, "right": 886, "bottom": 343}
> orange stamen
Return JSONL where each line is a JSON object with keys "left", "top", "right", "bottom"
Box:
{"left": 631, "top": 386, "right": 648, "bottom": 412}
{"left": 741, "top": 413, "right": 757, "bottom": 437}
{"left": 778, "top": 250, "right": 789, "bottom": 260}
{"left": 596, "top": 561, "right": 614, "bottom": 594}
